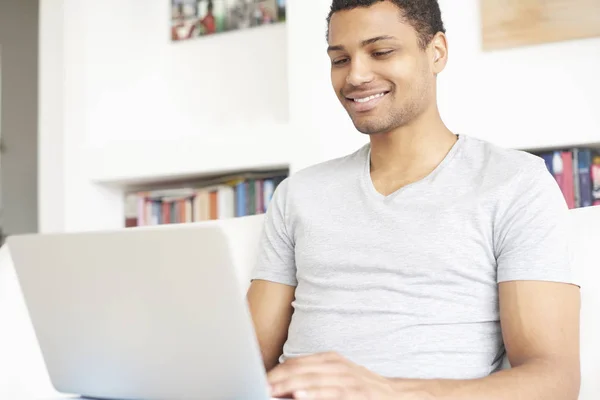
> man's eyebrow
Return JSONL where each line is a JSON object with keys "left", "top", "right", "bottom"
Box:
{"left": 361, "top": 35, "right": 397, "bottom": 46}
{"left": 327, "top": 44, "right": 345, "bottom": 52}
{"left": 327, "top": 35, "right": 398, "bottom": 53}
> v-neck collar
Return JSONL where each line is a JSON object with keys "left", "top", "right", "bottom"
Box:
{"left": 361, "top": 134, "right": 465, "bottom": 202}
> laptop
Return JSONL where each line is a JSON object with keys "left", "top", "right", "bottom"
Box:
{"left": 7, "top": 217, "right": 276, "bottom": 400}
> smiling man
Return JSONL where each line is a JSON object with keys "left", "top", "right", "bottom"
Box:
{"left": 247, "top": 1, "right": 581, "bottom": 399}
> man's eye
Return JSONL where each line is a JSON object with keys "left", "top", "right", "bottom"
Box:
{"left": 373, "top": 50, "right": 394, "bottom": 58}
{"left": 332, "top": 58, "right": 349, "bottom": 66}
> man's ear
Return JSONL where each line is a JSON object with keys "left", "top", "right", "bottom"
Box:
{"left": 431, "top": 32, "right": 449, "bottom": 73}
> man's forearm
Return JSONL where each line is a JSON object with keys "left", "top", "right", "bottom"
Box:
{"left": 391, "top": 357, "right": 580, "bottom": 400}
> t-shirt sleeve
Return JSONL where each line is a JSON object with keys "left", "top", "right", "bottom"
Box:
{"left": 494, "top": 158, "right": 579, "bottom": 286}
{"left": 250, "top": 178, "right": 298, "bottom": 287}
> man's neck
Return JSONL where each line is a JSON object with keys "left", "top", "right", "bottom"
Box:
{"left": 368, "top": 115, "right": 456, "bottom": 177}
{"left": 366, "top": 111, "right": 457, "bottom": 196}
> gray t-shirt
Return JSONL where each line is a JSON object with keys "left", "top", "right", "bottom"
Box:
{"left": 251, "top": 134, "right": 578, "bottom": 380}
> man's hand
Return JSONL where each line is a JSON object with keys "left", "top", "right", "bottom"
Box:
{"left": 267, "top": 352, "right": 427, "bottom": 399}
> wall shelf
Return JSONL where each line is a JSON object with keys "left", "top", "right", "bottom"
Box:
{"left": 86, "top": 126, "right": 293, "bottom": 189}
{"left": 477, "top": 130, "right": 600, "bottom": 154}
{"left": 518, "top": 141, "right": 600, "bottom": 154}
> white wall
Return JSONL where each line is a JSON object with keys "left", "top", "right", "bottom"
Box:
{"left": 82, "top": 0, "right": 288, "bottom": 147}
{"left": 39, "top": 0, "right": 600, "bottom": 232}
{"left": 39, "top": 0, "right": 124, "bottom": 233}
{"left": 437, "top": 0, "right": 600, "bottom": 151}
{"left": 38, "top": 0, "right": 66, "bottom": 233}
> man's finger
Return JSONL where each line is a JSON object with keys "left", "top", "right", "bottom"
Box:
{"left": 267, "top": 358, "right": 349, "bottom": 385}
{"left": 269, "top": 373, "right": 355, "bottom": 398}
{"left": 293, "top": 386, "right": 353, "bottom": 400}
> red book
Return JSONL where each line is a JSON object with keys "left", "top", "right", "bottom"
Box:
{"left": 209, "top": 191, "right": 218, "bottom": 220}
{"left": 162, "top": 201, "right": 171, "bottom": 224}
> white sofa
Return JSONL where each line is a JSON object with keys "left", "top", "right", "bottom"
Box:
{"left": 568, "top": 206, "right": 600, "bottom": 399}
{"left": 0, "top": 208, "right": 598, "bottom": 399}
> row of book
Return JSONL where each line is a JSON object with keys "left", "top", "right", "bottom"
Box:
{"left": 124, "top": 172, "right": 288, "bottom": 227}
{"left": 536, "top": 148, "right": 600, "bottom": 209}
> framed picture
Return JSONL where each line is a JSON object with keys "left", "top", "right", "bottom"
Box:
{"left": 171, "top": 0, "right": 286, "bottom": 42}
{"left": 480, "top": 0, "right": 600, "bottom": 51}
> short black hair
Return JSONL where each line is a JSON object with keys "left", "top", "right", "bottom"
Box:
{"left": 326, "top": 0, "right": 446, "bottom": 49}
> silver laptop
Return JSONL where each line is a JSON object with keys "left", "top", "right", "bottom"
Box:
{"left": 7, "top": 218, "right": 272, "bottom": 400}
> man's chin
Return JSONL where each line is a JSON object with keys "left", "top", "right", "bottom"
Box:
{"left": 347, "top": 110, "right": 386, "bottom": 133}
{"left": 352, "top": 120, "right": 391, "bottom": 136}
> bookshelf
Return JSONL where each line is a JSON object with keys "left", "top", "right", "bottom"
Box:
{"left": 82, "top": 125, "right": 296, "bottom": 229}
{"left": 524, "top": 145, "right": 600, "bottom": 210}
{"left": 123, "top": 168, "right": 289, "bottom": 228}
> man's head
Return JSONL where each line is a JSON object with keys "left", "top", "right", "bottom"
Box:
{"left": 326, "top": 0, "right": 447, "bottom": 135}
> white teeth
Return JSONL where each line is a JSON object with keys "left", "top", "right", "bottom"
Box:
{"left": 354, "top": 92, "right": 386, "bottom": 103}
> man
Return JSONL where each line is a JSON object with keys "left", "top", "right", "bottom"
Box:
{"left": 247, "top": 1, "right": 581, "bottom": 399}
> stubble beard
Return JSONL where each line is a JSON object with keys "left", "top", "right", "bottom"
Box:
{"left": 351, "top": 78, "right": 431, "bottom": 136}
{"left": 350, "top": 95, "right": 421, "bottom": 136}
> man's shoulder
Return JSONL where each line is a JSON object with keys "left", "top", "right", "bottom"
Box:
{"left": 462, "top": 134, "right": 550, "bottom": 185}
{"left": 462, "top": 135, "right": 565, "bottom": 219}
{"left": 464, "top": 134, "right": 545, "bottom": 170}
{"left": 284, "top": 144, "right": 368, "bottom": 191}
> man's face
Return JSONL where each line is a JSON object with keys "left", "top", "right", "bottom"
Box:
{"left": 327, "top": 2, "right": 435, "bottom": 135}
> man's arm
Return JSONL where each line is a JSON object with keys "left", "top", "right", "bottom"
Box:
{"left": 247, "top": 177, "right": 297, "bottom": 371}
{"left": 247, "top": 279, "right": 295, "bottom": 372}
{"left": 394, "top": 280, "right": 581, "bottom": 400}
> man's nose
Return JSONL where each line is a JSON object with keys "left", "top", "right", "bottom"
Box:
{"left": 346, "top": 57, "right": 374, "bottom": 87}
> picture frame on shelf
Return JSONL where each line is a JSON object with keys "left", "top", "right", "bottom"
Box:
{"left": 171, "top": 0, "right": 286, "bottom": 42}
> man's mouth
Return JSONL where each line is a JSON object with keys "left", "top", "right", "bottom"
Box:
{"left": 345, "top": 91, "right": 390, "bottom": 112}
{"left": 350, "top": 92, "right": 388, "bottom": 103}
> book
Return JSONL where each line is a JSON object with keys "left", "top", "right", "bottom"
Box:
{"left": 537, "top": 148, "right": 599, "bottom": 209}
{"left": 578, "top": 149, "right": 593, "bottom": 208}
{"left": 124, "top": 170, "right": 288, "bottom": 227}
{"left": 572, "top": 149, "right": 580, "bottom": 208}
{"left": 592, "top": 155, "right": 600, "bottom": 202}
